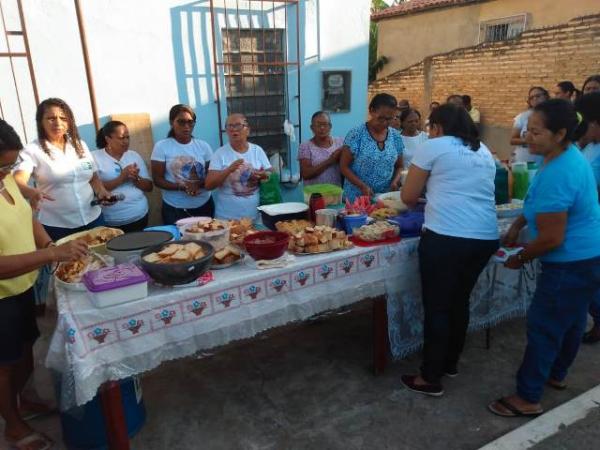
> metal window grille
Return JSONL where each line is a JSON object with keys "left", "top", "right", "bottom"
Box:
{"left": 480, "top": 14, "right": 527, "bottom": 43}
{"left": 209, "top": 0, "right": 301, "bottom": 170}
{"left": 222, "top": 28, "right": 287, "bottom": 158}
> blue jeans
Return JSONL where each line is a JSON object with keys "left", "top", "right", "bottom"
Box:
{"left": 588, "top": 290, "right": 600, "bottom": 327}
{"left": 517, "top": 256, "right": 600, "bottom": 403}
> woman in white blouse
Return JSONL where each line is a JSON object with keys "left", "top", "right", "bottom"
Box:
{"left": 14, "top": 98, "right": 112, "bottom": 241}
{"left": 400, "top": 108, "right": 428, "bottom": 168}
{"left": 93, "top": 121, "right": 153, "bottom": 232}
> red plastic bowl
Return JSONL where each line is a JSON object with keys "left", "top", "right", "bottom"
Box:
{"left": 243, "top": 231, "right": 289, "bottom": 260}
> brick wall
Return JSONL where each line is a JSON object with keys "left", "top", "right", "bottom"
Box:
{"left": 369, "top": 14, "right": 600, "bottom": 157}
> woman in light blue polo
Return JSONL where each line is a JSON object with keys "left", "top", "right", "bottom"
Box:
{"left": 488, "top": 99, "right": 600, "bottom": 417}
{"left": 340, "top": 93, "right": 404, "bottom": 201}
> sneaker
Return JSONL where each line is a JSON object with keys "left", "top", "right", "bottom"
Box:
{"left": 400, "top": 375, "right": 444, "bottom": 397}
{"left": 445, "top": 367, "right": 458, "bottom": 378}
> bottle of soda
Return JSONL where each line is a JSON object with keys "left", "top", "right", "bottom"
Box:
{"left": 512, "top": 162, "right": 529, "bottom": 200}
{"left": 309, "top": 193, "right": 325, "bottom": 223}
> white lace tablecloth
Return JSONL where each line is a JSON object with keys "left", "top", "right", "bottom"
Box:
{"left": 47, "top": 244, "right": 392, "bottom": 410}
{"left": 47, "top": 219, "right": 534, "bottom": 409}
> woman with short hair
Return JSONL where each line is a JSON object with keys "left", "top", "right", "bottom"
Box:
{"left": 489, "top": 99, "right": 600, "bottom": 417}
{"left": 510, "top": 87, "right": 550, "bottom": 164}
{"left": 298, "top": 111, "right": 343, "bottom": 186}
{"left": 399, "top": 108, "right": 428, "bottom": 168}
{"left": 400, "top": 103, "right": 499, "bottom": 396}
{"left": 205, "top": 113, "right": 271, "bottom": 220}
{"left": 340, "top": 93, "right": 404, "bottom": 200}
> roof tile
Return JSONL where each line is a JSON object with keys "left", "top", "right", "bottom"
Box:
{"left": 372, "top": 0, "right": 484, "bottom": 21}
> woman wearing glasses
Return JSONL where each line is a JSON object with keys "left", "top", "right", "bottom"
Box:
{"left": 151, "top": 104, "right": 214, "bottom": 224}
{"left": 340, "top": 93, "right": 404, "bottom": 201}
{"left": 1, "top": 119, "right": 88, "bottom": 450}
{"left": 14, "top": 98, "right": 112, "bottom": 242}
{"left": 93, "top": 121, "right": 153, "bottom": 232}
{"left": 298, "top": 111, "right": 343, "bottom": 186}
{"left": 205, "top": 113, "right": 271, "bottom": 220}
{"left": 510, "top": 87, "right": 549, "bottom": 164}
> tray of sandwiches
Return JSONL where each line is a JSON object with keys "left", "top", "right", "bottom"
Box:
{"left": 228, "top": 218, "right": 258, "bottom": 246}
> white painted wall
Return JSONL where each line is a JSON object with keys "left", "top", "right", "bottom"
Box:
{"left": 3, "top": 0, "right": 370, "bottom": 195}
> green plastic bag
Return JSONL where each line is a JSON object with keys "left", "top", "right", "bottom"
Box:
{"left": 259, "top": 172, "right": 283, "bottom": 205}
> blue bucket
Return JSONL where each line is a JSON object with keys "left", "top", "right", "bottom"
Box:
{"left": 341, "top": 214, "right": 368, "bottom": 235}
{"left": 60, "top": 377, "right": 146, "bottom": 450}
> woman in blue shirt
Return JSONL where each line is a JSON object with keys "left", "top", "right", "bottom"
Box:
{"left": 340, "top": 93, "right": 404, "bottom": 201}
{"left": 489, "top": 99, "right": 600, "bottom": 417}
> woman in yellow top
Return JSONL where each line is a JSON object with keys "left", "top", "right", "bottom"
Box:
{"left": 0, "top": 120, "right": 88, "bottom": 450}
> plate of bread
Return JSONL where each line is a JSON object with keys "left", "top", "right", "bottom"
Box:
{"left": 286, "top": 225, "right": 353, "bottom": 255}
{"left": 211, "top": 244, "right": 243, "bottom": 269}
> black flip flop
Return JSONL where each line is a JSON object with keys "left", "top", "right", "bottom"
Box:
{"left": 546, "top": 380, "right": 567, "bottom": 391}
{"left": 488, "top": 397, "right": 544, "bottom": 418}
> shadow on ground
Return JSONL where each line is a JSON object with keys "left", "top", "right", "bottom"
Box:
{"left": 4, "top": 305, "right": 600, "bottom": 450}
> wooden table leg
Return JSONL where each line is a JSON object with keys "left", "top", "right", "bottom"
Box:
{"left": 373, "top": 295, "right": 389, "bottom": 375}
{"left": 99, "top": 381, "right": 130, "bottom": 450}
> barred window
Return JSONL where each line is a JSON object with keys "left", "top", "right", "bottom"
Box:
{"left": 480, "top": 14, "right": 526, "bottom": 43}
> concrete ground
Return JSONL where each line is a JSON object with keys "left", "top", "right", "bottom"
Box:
{"left": 3, "top": 303, "right": 600, "bottom": 450}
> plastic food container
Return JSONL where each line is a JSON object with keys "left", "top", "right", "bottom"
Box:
{"left": 303, "top": 184, "right": 343, "bottom": 206}
{"left": 106, "top": 231, "right": 173, "bottom": 264}
{"left": 182, "top": 225, "right": 230, "bottom": 251}
{"left": 83, "top": 263, "right": 149, "bottom": 308}
{"left": 341, "top": 214, "right": 368, "bottom": 235}
{"left": 315, "top": 209, "right": 337, "bottom": 227}
{"left": 257, "top": 202, "right": 309, "bottom": 230}
{"left": 175, "top": 216, "right": 211, "bottom": 233}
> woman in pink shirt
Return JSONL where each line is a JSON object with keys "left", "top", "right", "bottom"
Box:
{"left": 298, "top": 111, "right": 343, "bottom": 186}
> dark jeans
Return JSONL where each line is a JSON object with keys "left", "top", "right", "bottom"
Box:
{"left": 43, "top": 214, "right": 105, "bottom": 242}
{"left": 517, "top": 256, "right": 600, "bottom": 403}
{"left": 161, "top": 198, "right": 214, "bottom": 225}
{"left": 587, "top": 290, "right": 600, "bottom": 328}
{"left": 418, "top": 229, "right": 499, "bottom": 384}
{"left": 111, "top": 214, "right": 149, "bottom": 233}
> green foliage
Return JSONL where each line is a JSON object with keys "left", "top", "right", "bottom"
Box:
{"left": 369, "top": 0, "right": 391, "bottom": 82}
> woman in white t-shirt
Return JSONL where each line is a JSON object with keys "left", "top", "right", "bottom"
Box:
{"left": 399, "top": 103, "right": 499, "bottom": 397}
{"left": 93, "top": 121, "right": 153, "bottom": 232}
{"left": 510, "top": 87, "right": 549, "bottom": 164}
{"left": 14, "top": 98, "right": 113, "bottom": 241}
{"left": 205, "top": 113, "right": 271, "bottom": 220}
{"left": 151, "top": 104, "right": 214, "bottom": 224}
{"left": 400, "top": 108, "right": 428, "bottom": 168}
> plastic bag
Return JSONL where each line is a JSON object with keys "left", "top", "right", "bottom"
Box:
{"left": 259, "top": 172, "right": 282, "bottom": 205}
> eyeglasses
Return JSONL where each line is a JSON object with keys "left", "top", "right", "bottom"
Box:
{"left": 375, "top": 115, "right": 395, "bottom": 124}
{"left": 313, "top": 122, "right": 332, "bottom": 129}
{"left": 226, "top": 123, "right": 248, "bottom": 131}
{"left": 0, "top": 154, "right": 23, "bottom": 173}
{"left": 528, "top": 94, "right": 546, "bottom": 101}
{"left": 176, "top": 119, "right": 196, "bottom": 127}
